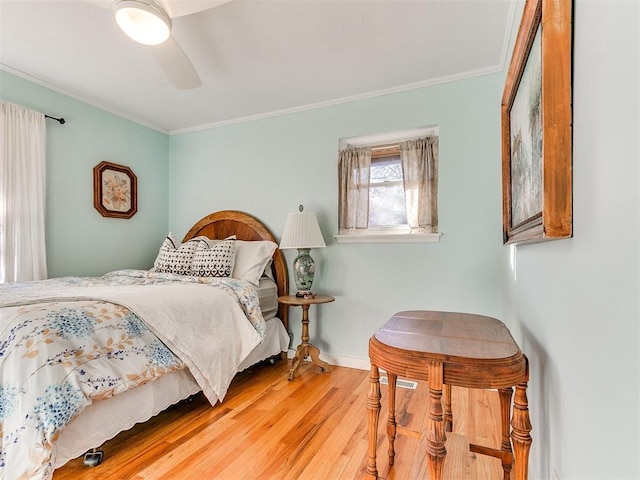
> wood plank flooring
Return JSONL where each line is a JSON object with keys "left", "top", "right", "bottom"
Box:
{"left": 54, "top": 360, "right": 506, "bottom": 479}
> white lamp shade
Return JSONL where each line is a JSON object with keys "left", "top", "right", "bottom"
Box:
{"left": 114, "top": 0, "right": 171, "bottom": 46}
{"left": 279, "top": 212, "right": 326, "bottom": 249}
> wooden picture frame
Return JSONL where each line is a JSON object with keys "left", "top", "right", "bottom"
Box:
{"left": 93, "top": 161, "right": 137, "bottom": 219}
{"left": 501, "top": 0, "right": 573, "bottom": 245}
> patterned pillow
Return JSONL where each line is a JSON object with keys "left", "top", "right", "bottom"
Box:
{"left": 192, "top": 238, "right": 237, "bottom": 277}
{"left": 153, "top": 233, "right": 199, "bottom": 276}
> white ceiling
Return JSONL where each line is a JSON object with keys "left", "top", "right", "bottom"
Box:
{"left": 0, "top": 0, "right": 517, "bottom": 134}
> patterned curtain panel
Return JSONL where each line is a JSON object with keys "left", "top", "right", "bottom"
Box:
{"left": 0, "top": 101, "right": 47, "bottom": 283}
{"left": 400, "top": 136, "right": 439, "bottom": 233}
{"left": 338, "top": 146, "right": 371, "bottom": 234}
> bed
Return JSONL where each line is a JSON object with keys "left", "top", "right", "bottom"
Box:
{"left": 0, "top": 211, "right": 290, "bottom": 480}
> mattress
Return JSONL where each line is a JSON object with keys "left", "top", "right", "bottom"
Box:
{"left": 256, "top": 277, "right": 278, "bottom": 320}
{"left": 53, "top": 316, "right": 289, "bottom": 468}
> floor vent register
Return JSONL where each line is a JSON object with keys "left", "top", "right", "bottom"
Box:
{"left": 379, "top": 376, "right": 418, "bottom": 390}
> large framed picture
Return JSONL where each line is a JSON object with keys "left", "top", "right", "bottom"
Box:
{"left": 501, "top": 0, "right": 573, "bottom": 245}
{"left": 93, "top": 161, "right": 138, "bottom": 219}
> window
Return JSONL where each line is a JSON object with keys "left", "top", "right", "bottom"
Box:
{"left": 336, "top": 128, "right": 440, "bottom": 244}
{"left": 368, "top": 147, "right": 407, "bottom": 228}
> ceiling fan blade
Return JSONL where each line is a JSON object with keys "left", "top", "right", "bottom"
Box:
{"left": 81, "top": 0, "right": 113, "bottom": 9}
{"left": 82, "top": 0, "right": 232, "bottom": 18}
{"left": 151, "top": 36, "right": 202, "bottom": 90}
{"left": 157, "top": 0, "right": 234, "bottom": 18}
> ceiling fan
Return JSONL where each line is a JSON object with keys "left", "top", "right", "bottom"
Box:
{"left": 90, "top": 0, "right": 231, "bottom": 90}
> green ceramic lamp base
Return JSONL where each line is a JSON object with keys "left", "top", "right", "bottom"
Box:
{"left": 293, "top": 248, "right": 316, "bottom": 296}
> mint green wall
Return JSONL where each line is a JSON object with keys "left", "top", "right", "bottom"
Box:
{"left": 0, "top": 71, "right": 169, "bottom": 277}
{"left": 502, "top": 2, "right": 640, "bottom": 479}
{"left": 169, "top": 73, "right": 505, "bottom": 361}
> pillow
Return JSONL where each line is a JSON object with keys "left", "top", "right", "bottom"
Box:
{"left": 232, "top": 239, "right": 278, "bottom": 286}
{"left": 262, "top": 258, "right": 275, "bottom": 281}
{"left": 192, "top": 238, "right": 236, "bottom": 277}
{"left": 153, "top": 233, "right": 199, "bottom": 276}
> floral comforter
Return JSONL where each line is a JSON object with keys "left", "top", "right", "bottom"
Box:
{"left": 0, "top": 269, "right": 266, "bottom": 480}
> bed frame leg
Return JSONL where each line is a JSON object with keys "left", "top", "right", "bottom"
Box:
{"left": 83, "top": 448, "right": 104, "bottom": 467}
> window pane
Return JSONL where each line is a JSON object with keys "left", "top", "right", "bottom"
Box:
{"left": 369, "top": 185, "right": 407, "bottom": 226}
{"left": 370, "top": 156, "right": 403, "bottom": 183}
{"left": 369, "top": 155, "right": 407, "bottom": 226}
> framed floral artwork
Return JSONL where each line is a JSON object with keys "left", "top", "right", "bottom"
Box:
{"left": 93, "top": 161, "right": 137, "bottom": 219}
{"left": 501, "top": 0, "right": 573, "bottom": 245}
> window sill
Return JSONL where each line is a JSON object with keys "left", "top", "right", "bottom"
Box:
{"left": 334, "top": 232, "right": 442, "bottom": 244}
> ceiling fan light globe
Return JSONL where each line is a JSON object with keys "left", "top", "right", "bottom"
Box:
{"left": 113, "top": 0, "right": 171, "bottom": 46}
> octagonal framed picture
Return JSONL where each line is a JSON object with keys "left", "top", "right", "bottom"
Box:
{"left": 93, "top": 161, "right": 137, "bottom": 219}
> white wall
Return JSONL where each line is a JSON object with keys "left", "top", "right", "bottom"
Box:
{"left": 502, "top": 1, "right": 639, "bottom": 478}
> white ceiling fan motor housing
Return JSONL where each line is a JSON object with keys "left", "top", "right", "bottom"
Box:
{"left": 113, "top": 0, "right": 172, "bottom": 46}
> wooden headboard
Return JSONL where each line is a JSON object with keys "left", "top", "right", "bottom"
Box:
{"left": 182, "top": 210, "right": 289, "bottom": 329}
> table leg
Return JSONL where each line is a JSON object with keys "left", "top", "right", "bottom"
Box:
{"left": 512, "top": 382, "right": 532, "bottom": 480}
{"left": 387, "top": 373, "right": 397, "bottom": 465}
{"left": 288, "top": 304, "right": 331, "bottom": 380}
{"left": 426, "top": 361, "right": 446, "bottom": 480}
{"left": 308, "top": 344, "right": 331, "bottom": 372}
{"left": 443, "top": 384, "right": 453, "bottom": 433}
{"left": 499, "top": 387, "right": 514, "bottom": 480}
{"left": 288, "top": 342, "right": 307, "bottom": 381}
{"left": 366, "top": 364, "right": 381, "bottom": 479}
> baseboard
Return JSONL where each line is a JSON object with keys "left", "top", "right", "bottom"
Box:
{"left": 287, "top": 349, "right": 370, "bottom": 371}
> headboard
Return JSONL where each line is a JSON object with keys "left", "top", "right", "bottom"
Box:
{"left": 182, "top": 210, "right": 289, "bottom": 329}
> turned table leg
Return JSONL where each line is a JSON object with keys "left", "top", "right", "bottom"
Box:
{"left": 387, "top": 373, "right": 398, "bottom": 465}
{"left": 512, "top": 382, "right": 532, "bottom": 480}
{"left": 288, "top": 304, "right": 330, "bottom": 380}
{"left": 366, "top": 364, "right": 381, "bottom": 479}
{"left": 499, "top": 387, "right": 514, "bottom": 480}
{"left": 426, "top": 361, "right": 446, "bottom": 480}
{"left": 443, "top": 384, "right": 453, "bottom": 433}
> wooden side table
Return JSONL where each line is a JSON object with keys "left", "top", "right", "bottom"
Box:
{"left": 366, "top": 310, "right": 531, "bottom": 480}
{"left": 277, "top": 294, "right": 335, "bottom": 381}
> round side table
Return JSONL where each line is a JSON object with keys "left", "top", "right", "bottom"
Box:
{"left": 277, "top": 294, "right": 335, "bottom": 381}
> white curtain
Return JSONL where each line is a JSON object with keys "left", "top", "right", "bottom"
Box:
{"left": 338, "top": 146, "right": 371, "bottom": 234}
{"left": 400, "top": 136, "right": 438, "bottom": 233}
{"left": 0, "top": 101, "right": 47, "bottom": 283}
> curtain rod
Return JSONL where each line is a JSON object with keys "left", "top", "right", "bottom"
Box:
{"left": 45, "top": 114, "right": 65, "bottom": 125}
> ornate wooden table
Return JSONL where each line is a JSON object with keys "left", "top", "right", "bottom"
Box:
{"left": 366, "top": 310, "right": 531, "bottom": 480}
{"left": 277, "top": 294, "right": 335, "bottom": 381}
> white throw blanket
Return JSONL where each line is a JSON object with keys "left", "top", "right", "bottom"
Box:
{"left": 60, "top": 283, "right": 263, "bottom": 402}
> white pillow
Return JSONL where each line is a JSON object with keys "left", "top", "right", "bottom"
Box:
{"left": 232, "top": 240, "right": 277, "bottom": 286}
{"left": 262, "top": 258, "right": 275, "bottom": 281}
{"left": 192, "top": 238, "right": 236, "bottom": 277}
{"left": 153, "top": 233, "right": 198, "bottom": 276}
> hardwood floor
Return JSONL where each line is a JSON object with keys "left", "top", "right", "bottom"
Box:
{"left": 54, "top": 360, "right": 506, "bottom": 479}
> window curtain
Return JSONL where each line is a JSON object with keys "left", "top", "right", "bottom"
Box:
{"left": 0, "top": 101, "right": 47, "bottom": 283}
{"left": 338, "top": 146, "right": 371, "bottom": 234}
{"left": 400, "top": 136, "right": 438, "bottom": 233}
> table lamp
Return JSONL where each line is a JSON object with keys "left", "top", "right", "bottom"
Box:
{"left": 279, "top": 205, "right": 326, "bottom": 297}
